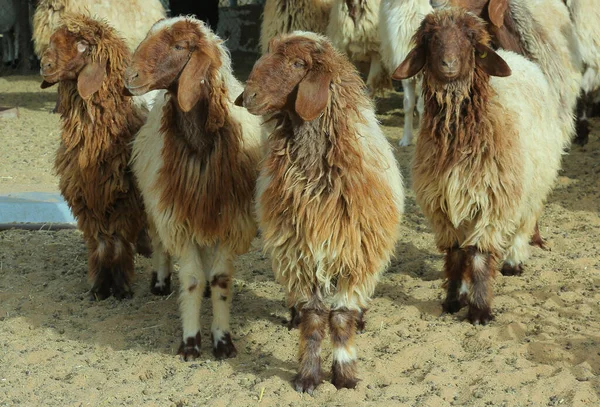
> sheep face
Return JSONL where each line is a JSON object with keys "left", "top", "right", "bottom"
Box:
{"left": 40, "top": 26, "right": 106, "bottom": 99}
{"left": 125, "top": 17, "right": 221, "bottom": 112}
{"left": 237, "top": 33, "right": 334, "bottom": 122}
{"left": 392, "top": 8, "right": 511, "bottom": 85}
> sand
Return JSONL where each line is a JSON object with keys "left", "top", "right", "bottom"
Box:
{"left": 0, "top": 74, "right": 599, "bottom": 407}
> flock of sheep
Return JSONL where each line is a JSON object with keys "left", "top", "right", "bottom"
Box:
{"left": 17, "top": 0, "right": 600, "bottom": 395}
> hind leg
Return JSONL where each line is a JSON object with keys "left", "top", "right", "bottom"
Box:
{"left": 399, "top": 79, "right": 416, "bottom": 147}
{"left": 148, "top": 224, "right": 173, "bottom": 296}
{"left": 88, "top": 239, "right": 112, "bottom": 301}
{"left": 502, "top": 219, "right": 536, "bottom": 276}
{"left": 109, "top": 235, "right": 135, "bottom": 300}
{"left": 204, "top": 245, "right": 238, "bottom": 359}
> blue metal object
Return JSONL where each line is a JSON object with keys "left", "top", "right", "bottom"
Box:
{"left": 0, "top": 192, "right": 75, "bottom": 224}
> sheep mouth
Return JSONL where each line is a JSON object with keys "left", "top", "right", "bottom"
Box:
{"left": 125, "top": 83, "right": 151, "bottom": 96}
{"left": 40, "top": 71, "right": 60, "bottom": 83}
{"left": 245, "top": 102, "right": 276, "bottom": 117}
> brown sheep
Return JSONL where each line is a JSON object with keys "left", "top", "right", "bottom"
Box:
{"left": 40, "top": 14, "right": 150, "bottom": 300}
{"left": 237, "top": 31, "right": 404, "bottom": 393}
{"left": 124, "top": 17, "right": 263, "bottom": 360}
{"left": 393, "top": 8, "right": 567, "bottom": 324}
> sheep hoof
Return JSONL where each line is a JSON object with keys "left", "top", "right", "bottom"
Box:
{"left": 89, "top": 278, "right": 112, "bottom": 301}
{"left": 112, "top": 285, "right": 133, "bottom": 300}
{"left": 332, "top": 373, "right": 359, "bottom": 390}
{"left": 442, "top": 297, "right": 465, "bottom": 314}
{"left": 467, "top": 306, "right": 494, "bottom": 326}
{"left": 500, "top": 263, "right": 523, "bottom": 276}
{"left": 293, "top": 373, "right": 322, "bottom": 394}
{"left": 212, "top": 332, "right": 237, "bottom": 360}
{"left": 150, "top": 272, "right": 171, "bottom": 296}
{"left": 178, "top": 332, "right": 201, "bottom": 361}
{"left": 398, "top": 137, "right": 411, "bottom": 147}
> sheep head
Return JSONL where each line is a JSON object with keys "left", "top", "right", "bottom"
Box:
{"left": 236, "top": 32, "right": 334, "bottom": 122}
{"left": 392, "top": 8, "right": 511, "bottom": 85}
{"left": 40, "top": 24, "right": 106, "bottom": 99}
{"left": 125, "top": 17, "right": 222, "bottom": 113}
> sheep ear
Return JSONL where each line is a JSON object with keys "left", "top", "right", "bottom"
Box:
{"left": 234, "top": 92, "right": 244, "bottom": 107}
{"left": 392, "top": 46, "right": 426, "bottom": 80}
{"left": 177, "top": 50, "right": 211, "bottom": 112}
{"left": 41, "top": 80, "right": 56, "bottom": 89}
{"left": 475, "top": 44, "right": 512, "bottom": 77}
{"left": 488, "top": 0, "right": 508, "bottom": 28}
{"left": 77, "top": 59, "right": 106, "bottom": 98}
{"left": 295, "top": 70, "right": 332, "bottom": 122}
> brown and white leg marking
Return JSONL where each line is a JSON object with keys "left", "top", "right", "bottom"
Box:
{"left": 465, "top": 247, "right": 495, "bottom": 325}
{"left": 442, "top": 245, "right": 467, "bottom": 314}
{"left": 206, "top": 246, "right": 237, "bottom": 359}
{"left": 177, "top": 244, "right": 205, "bottom": 361}
{"left": 293, "top": 305, "right": 328, "bottom": 394}
{"left": 330, "top": 307, "right": 359, "bottom": 390}
{"left": 148, "top": 226, "right": 173, "bottom": 295}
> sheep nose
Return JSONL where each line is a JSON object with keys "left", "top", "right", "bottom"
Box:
{"left": 245, "top": 92, "right": 257, "bottom": 105}
{"left": 442, "top": 58, "right": 457, "bottom": 69}
{"left": 40, "top": 59, "right": 53, "bottom": 73}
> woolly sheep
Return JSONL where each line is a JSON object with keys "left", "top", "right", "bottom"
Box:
{"left": 39, "top": 14, "right": 152, "bottom": 300}
{"left": 260, "top": 0, "right": 332, "bottom": 54}
{"left": 125, "top": 17, "right": 263, "bottom": 360}
{"left": 237, "top": 31, "right": 404, "bottom": 392}
{"left": 32, "top": 0, "right": 166, "bottom": 56}
{"left": 379, "top": 0, "right": 432, "bottom": 146}
{"left": 327, "top": 0, "right": 391, "bottom": 96}
{"left": 394, "top": 8, "right": 568, "bottom": 324}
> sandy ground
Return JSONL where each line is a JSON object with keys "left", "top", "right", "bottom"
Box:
{"left": 1, "top": 73, "right": 600, "bottom": 407}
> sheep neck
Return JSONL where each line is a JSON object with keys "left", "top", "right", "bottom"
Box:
{"left": 57, "top": 78, "right": 139, "bottom": 168}
{"left": 420, "top": 69, "right": 497, "bottom": 175}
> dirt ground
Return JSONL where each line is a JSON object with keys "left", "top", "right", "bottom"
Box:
{"left": 1, "top": 73, "right": 600, "bottom": 407}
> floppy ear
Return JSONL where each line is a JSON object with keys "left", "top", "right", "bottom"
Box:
{"left": 488, "top": 0, "right": 508, "bottom": 28}
{"left": 392, "top": 46, "right": 427, "bottom": 80}
{"left": 40, "top": 80, "right": 56, "bottom": 89}
{"left": 177, "top": 50, "right": 211, "bottom": 112}
{"left": 77, "top": 59, "right": 106, "bottom": 98}
{"left": 234, "top": 92, "right": 244, "bottom": 107}
{"left": 295, "top": 69, "right": 332, "bottom": 122}
{"left": 475, "top": 43, "right": 512, "bottom": 77}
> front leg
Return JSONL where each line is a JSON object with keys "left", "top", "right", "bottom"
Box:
{"left": 330, "top": 307, "right": 359, "bottom": 390}
{"left": 293, "top": 305, "right": 328, "bottom": 394}
{"left": 442, "top": 245, "right": 467, "bottom": 314}
{"left": 148, "top": 225, "right": 173, "bottom": 296}
{"left": 465, "top": 247, "right": 495, "bottom": 325}
{"left": 205, "top": 246, "right": 237, "bottom": 359}
{"left": 177, "top": 245, "right": 205, "bottom": 361}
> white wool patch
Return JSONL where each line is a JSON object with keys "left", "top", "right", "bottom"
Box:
{"left": 459, "top": 280, "right": 469, "bottom": 296}
{"left": 333, "top": 347, "right": 357, "bottom": 363}
{"left": 472, "top": 252, "right": 487, "bottom": 272}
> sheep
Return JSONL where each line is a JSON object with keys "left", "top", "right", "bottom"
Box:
{"left": 260, "top": 0, "right": 332, "bottom": 54}
{"left": 327, "top": 0, "right": 391, "bottom": 96}
{"left": 379, "top": 0, "right": 432, "bottom": 146}
{"left": 393, "top": 8, "right": 568, "bottom": 324}
{"left": 442, "top": 0, "right": 582, "bottom": 148}
{"left": 39, "top": 13, "right": 151, "bottom": 300}
{"left": 236, "top": 31, "right": 404, "bottom": 392}
{"left": 32, "top": 0, "right": 166, "bottom": 57}
{"left": 124, "top": 17, "right": 263, "bottom": 360}
{"left": 564, "top": 0, "right": 600, "bottom": 145}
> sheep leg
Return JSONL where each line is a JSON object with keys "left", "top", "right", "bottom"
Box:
{"left": 149, "top": 226, "right": 173, "bottom": 296}
{"left": 109, "top": 236, "right": 135, "bottom": 300}
{"left": 293, "top": 305, "right": 328, "bottom": 394}
{"left": 529, "top": 222, "right": 548, "bottom": 251}
{"left": 356, "top": 308, "right": 367, "bottom": 333}
{"left": 177, "top": 244, "right": 205, "bottom": 361}
{"left": 88, "top": 239, "right": 112, "bottom": 301}
{"left": 442, "top": 246, "right": 467, "bottom": 314}
{"left": 502, "top": 222, "right": 534, "bottom": 276}
{"left": 206, "top": 246, "right": 237, "bottom": 360}
{"left": 135, "top": 226, "right": 153, "bottom": 258}
{"left": 330, "top": 308, "right": 359, "bottom": 390}
{"left": 399, "top": 79, "right": 416, "bottom": 147}
{"left": 465, "top": 247, "right": 495, "bottom": 325}
{"left": 573, "top": 97, "right": 590, "bottom": 146}
{"left": 288, "top": 306, "right": 366, "bottom": 333}
{"left": 366, "top": 54, "right": 389, "bottom": 98}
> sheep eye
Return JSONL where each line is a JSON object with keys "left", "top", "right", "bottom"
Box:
{"left": 293, "top": 60, "right": 305, "bottom": 68}
{"left": 478, "top": 51, "right": 488, "bottom": 59}
{"left": 174, "top": 44, "right": 186, "bottom": 51}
